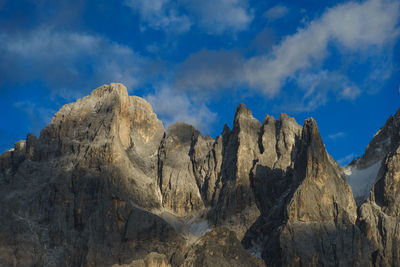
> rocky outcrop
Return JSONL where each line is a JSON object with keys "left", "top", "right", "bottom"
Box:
{"left": 357, "top": 109, "right": 400, "bottom": 266}
{"left": 182, "top": 227, "right": 265, "bottom": 267}
{"left": 244, "top": 118, "right": 363, "bottom": 266}
{"left": 1, "top": 83, "right": 400, "bottom": 266}
{"left": 158, "top": 122, "right": 205, "bottom": 217}
{"left": 208, "top": 104, "right": 262, "bottom": 240}
{"left": 112, "top": 252, "right": 171, "bottom": 267}
{"left": 345, "top": 109, "right": 400, "bottom": 205}
{"left": 0, "top": 84, "right": 175, "bottom": 266}
{"left": 277, "top": 119, "right": 361, "bottom": 266}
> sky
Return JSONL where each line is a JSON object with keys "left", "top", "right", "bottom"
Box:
{"left": 0, "top": 0, "right": 399, "bottom": 166}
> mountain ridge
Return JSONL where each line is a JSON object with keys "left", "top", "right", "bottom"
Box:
{"left": 0, "top": 83, "right": 399, "bottom": 267}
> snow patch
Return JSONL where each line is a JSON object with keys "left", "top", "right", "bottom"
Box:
{"left": 158, "top": 210, "right": 212, "bottom": 244}
{"left": 188, "top": 220, "right": 211, "bottom": 237}
{"left": 248, "top": 243, "right": 263, "bottom": 259}
{"left": 158, "top": 211, "right": 185, "bottom": 232}
{"left": 345, "top": 160, "right": 382, "bottom": 202}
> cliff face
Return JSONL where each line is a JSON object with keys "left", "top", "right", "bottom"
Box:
{"left": 357, "top": 109, "right": 400, "bottom": 267}
{"left": 0, "top": 83, "right": 399, "bottom": 267}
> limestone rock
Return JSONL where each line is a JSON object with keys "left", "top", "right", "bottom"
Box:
{"left": 158, "top": 122, "right": 205, "bottom": 217}
{"left": 244, "top": 118, "right": 361, "bottom": 266}
{"left": 1, "top": 83, "right": 400, "bottom": 267}
{"left": 113, "top": 252, "right": 171, "bottom": 267}
{"left": 182, "top": 227, "right": 265, "bottom": 267}
{"left": 209, "top": 104, "right": 262, "bottom": 240}
{"left": 0, "top": 84, "right": 174, "bottom": 266}
{"left": 345, "top": 108, "right": 400, "bottom": 205}
{"left": 357, "top": 109, "right": 400, "bottom": 266}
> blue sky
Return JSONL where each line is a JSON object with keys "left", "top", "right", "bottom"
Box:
{"left": 0, "top": 0, "right": 399, "bottom": 165}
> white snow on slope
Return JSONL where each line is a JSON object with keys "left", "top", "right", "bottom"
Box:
{"left": 345, "top": 160, "right": 382, "bottom": 201}
{"left": 158, "top": 210, "right": 212, "bottom": 244}
{"left": 188, "top": 220, "right": 211, "bottom": 237}
{"left": 248, "top": 242, "right": 263, "bottom": 259}
{"left": 185, "top": 212, "right": 211, "bottom": 237}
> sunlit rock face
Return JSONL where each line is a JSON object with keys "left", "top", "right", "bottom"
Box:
{"left": 0, "top": 83, "right": 399, "bottom": 266}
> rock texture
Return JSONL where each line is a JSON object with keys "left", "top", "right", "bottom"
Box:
{"left": 158, "top": 122, "right": 204, "bottom": 217}
{"left": 208, "top": 104, "right": 262, "bottom": 240}
{"left": 357, "top": 109, "right": 400, "bottom": 266}
{"left": 1, "top": 83, "right": 400, "bottom": 266}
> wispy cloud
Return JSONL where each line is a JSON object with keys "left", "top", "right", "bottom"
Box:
{"left": 182, "top": 0, "right": 253, "bottom": 34}
{"left": 123, "top": 0, "right": 192, "bottom": 33}
{"left": 328, "top": 131, "right": 346, "bottom": 140}
{"left": 290, "top": 71, "right": 361, "bottom": 111}
{"left": 264, "top": 5, "right": 289, "bottom": 21}
{"left": 175, "top": 49, "right": 245, "bottom": 93}
{"left": 124, "top": 0, "right": 253, "bottom": 34}
{"left": 13, "top": 101, "right": 56, "bottom": 135}
{"left": 145, "top": 86, "right": 217, "bottom": 134}
{"left": 0, "top": 28, "right": 147, "bottom": 99}
{"left": 338, "top": 153, "right": 357, "bottom": 166}
{"left": 244, "top": 0, "right": 399, "bottom": 97}
{"left": 173, "top": 0, "right": 399, "bottom": 110}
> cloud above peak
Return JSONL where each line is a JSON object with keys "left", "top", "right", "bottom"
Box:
{"left": 173, "top": 0, "right": 399, "bottom": 110}
{"left": 145, "top": 86, "right": 217, "bottom": 133}
{"left": 245, "top": 0, "right": 400, "bottom": 96}
{"left": 175, "top": 49, "right": 245, "bottom": 92}
{"left": 182, "top": 0, "right": 253, "bottom": 34}
{"left": 0, "top": 28, "right": 146, "bottom": 98}
{"left": 123, "top": 0, "right": 192, "bottom": 33}
{"left": 124, "top": 0, "right": 253, "bottom": 34}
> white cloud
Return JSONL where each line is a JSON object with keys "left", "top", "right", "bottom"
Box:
{"left": 13, "top": 101, "right": 56, "bottom": 135}
{"left": 323, "top": 0, "right": 400, "bottom": 48}
{"left": 124, "top": 0, "right": 253, "bottom": 34}
{"left": 0, "top": 28, "right": 146, "bottom": 98}
{"left": 289, "top": 71, "right": 361, "bottom": 111}
{"left": 264, "top": 5, "right": 289, "bottom": 21}
{"left": 175, "top": 49, "right": 244, "bottom": 92}
{"left": 172, "top": 0, "right": 399, "bottom": 110}
{"left": 338, "top": 153, "right": 357, "bottom": 166}
{"left": 328, "top": 131, "right": 346, "bottom": 140}
{"left": 244, "top": 0, "right": 399, "bottom": 97}
{"left": 124, "top": 0, "right": 192, "bottom": 33}
{"left": 145, "top": 86, "right": 217, "bottom": 134}
{"left": 182, "top": 0, "right": 253, "bottom": 34}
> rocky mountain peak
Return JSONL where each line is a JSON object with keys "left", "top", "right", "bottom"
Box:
{"left": 166, "top": 122, "right": 200, "bottom": 145}
{"left": 345, "top": 108, "right": 400, "bottom": 206}
{"left": 234, "top": 103, "right": 252, "bottom": 118}
{"left": 1, "top": 83, "right": 400, "bottom": 267}
{"left": 300, "top": 117, "right": 326, "bottom": 160}
{"left": 302, "top": 117, "right": 318, "bottom": 140}
{"left": 90, "top": 82, "right": 128, "bottom": 98}
{"left": 357, "top": 109, "right": 400, "bottom": 168}
{"left": 287, "top": 117, "right": 357, "bottom": 223}
{"left": 233, "top": 103, "right": 260, "bottom": 132}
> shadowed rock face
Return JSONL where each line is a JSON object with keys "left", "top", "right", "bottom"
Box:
{"left": 0, "top": 83, "right": 399, "bottom": 267}
{"left": 277, "top": 119, "right": 361, "bottom": 266}
{"left": 243, "top": 118, "right": 363, "bottom": 267}
{"left": 357, "top": 109, "right": 400, "bottom": 267}
{"left": 158, "top": 122, "right": 205, "bottom": 217}
{"left": 182, "top": 227, "right": 265, "bottom": 267}
{"left": 208, "top": 104, "right": 262, "bottom": 240}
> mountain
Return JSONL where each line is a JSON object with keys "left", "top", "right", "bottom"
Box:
{"left": 0, "top": 83, "right": 399, "bottom": 267}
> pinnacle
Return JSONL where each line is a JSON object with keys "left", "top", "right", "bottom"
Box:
{"left": 90, "top": 83, "right": 129, "bottom": 99}
{"left": 234, "top": 103, "right": 252, "bottom": 118}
